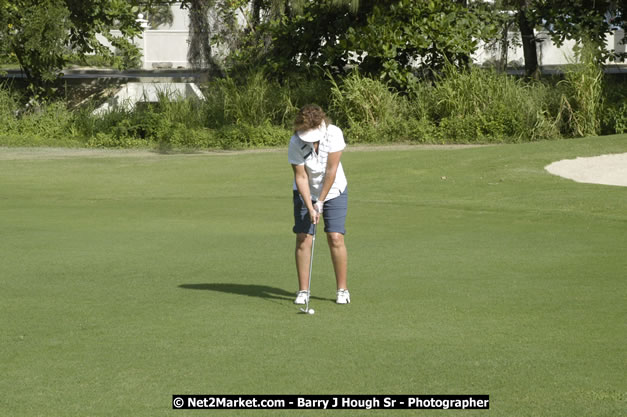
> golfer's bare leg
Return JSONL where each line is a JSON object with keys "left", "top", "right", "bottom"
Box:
{"left": 327, "top": 232, "right": 348, "bottom": 290}
{"left": 295, "top": 233, "right": 313, "bottom": 291}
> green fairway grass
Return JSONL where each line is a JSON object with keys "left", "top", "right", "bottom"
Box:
{"left": 1, "top": 135, "right": 626, "bottom": 417}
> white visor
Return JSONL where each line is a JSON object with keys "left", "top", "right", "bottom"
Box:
{"left": 297, "top": 121, "right": 326, "bottom": 143}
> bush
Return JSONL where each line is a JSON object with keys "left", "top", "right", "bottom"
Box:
{"left": 0, "top": 87, "right": 20, "bottom": 134}
{"left": 0, "top": 87, "right": 82, "bottom": 146}
{"left": 423, "top": 65, "right": 561, "bottom": 142}
{"left": 87, "top": 132, "right": 150, "bottom": 149}
{"left": 77, "top": 92, "right": 210, "bottom": 149}
{"left": 600, "top": 76, "right": 627, "bottom": 135}
{"left": 2, "top": 67, "right": 625, "bottom": 150}
{"left": 329, "top": 71, "right": 416, "bottom": 143}
{"left": 557, "top": 45, "right": 604, "bottom": 137}
{"left": 216, "top": 123, "right": 291, "bottom": 149}
{"left": 214, "top": 71, "right": 295, "bottom": 127}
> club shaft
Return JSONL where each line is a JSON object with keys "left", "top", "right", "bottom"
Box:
{"left": 305, "top": 223, "right": 316, "bottom": 311}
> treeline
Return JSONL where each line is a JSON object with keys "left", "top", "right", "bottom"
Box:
{"left": 2, "top": 1, "right": 626, "bottom": 97}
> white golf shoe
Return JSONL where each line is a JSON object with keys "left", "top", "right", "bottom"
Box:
{"left": 294, "top": 290, "right": 309, "bottom": 305}
{"left": 336, "top": 289, "right": 350, "bottom": 304}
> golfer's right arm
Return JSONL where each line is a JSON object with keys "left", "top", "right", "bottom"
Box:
{"left": 292, "top": 164, "right": 319, "bottom": 224}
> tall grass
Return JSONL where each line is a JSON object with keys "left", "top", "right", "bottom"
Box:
{"left": 329, "top": 71, "right": 419, "bottom": 143}
{"left": 558, "top": 44, "right": 605, "bottom": 137}
{"left": 0, "top": 87, "right": 19, "bottom": 133}
{"left": 327, "top": 67, "right": 564, "bottom": 143}
{"left": 421, "top": 64, "right": 561, "bottom": 142}
{"left": 0, "top": 85, "right": 81, "bottom": 147}
{"left": 1, "top": 65, "right": 625, "bottom": 149}
{"left": 214, "top": 71, "right": 295, "bottom": 127}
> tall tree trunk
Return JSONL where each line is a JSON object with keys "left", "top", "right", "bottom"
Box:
{"left": 499, "top": 22, "right": 511, "bottom": 72}
{"left": 252, "top": 0, "right": 263, "bottom": 27}
{"left": 187, "top": 0, "right": 220, "bottom": 73}
{"left": 517, "top": 0, "right": 540, "bottom": 78}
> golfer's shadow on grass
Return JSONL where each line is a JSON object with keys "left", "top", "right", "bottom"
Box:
{"left": 178, "top": 283, "right": 333, "bottom": 303}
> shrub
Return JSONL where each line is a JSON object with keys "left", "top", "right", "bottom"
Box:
{"left": 600, "top": 76, "right": 627, "bottom": 135}
{"left": 0, "top": 86, "right": 19, "bottom": 134}
{"left": 329, "top": 71, "right": 414, "bottom": 143}
{"left": 78, "top": 92, "right": 210, "bottom": 148}
{"left": 216, "top": 123, "right": 291, "bottom": 149}
{"left": 2, "top": 66, "right": 623, "bottom": 150}
{"left": 216, "top": 71, "right": 296, "bottom": 127}
{"left": 282, "top": 74, "right": 333, "bottom": 119}
{"left": 87, "top": 132, "right": 150, "bottom": 149}
{"left": 601, "top": 102, "right": 627, "bottom": 135}
{"left": 557, "top": 44, "right": 604, "bottom": 137}
{"left": 423, "top": 65, "right": 561, "bottom": 142}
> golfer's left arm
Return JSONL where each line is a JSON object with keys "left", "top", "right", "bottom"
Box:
{"left": 317, "top": 151, "right": 342, "bottom": 204}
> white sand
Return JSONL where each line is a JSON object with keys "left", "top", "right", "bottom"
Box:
{"left": 545, "top": 153, "right": 627, "bottom": 187}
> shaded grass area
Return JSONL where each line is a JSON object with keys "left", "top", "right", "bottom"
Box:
{"left": 1, "top": 135, "right": 626, "bottom": 416}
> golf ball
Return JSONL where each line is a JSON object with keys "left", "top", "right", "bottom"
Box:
{"left": 308, "top": 309, "right": 315, "bottom": 315}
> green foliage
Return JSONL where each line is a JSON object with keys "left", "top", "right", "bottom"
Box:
{"left": 216, "top": 123, "right": 290, "bottom": 148}
{"left": 208, "top": 71, "right": 297, "bottom": 127}
{"left": 1, "top": 0, "right": 144, "bottom": 100}
{"left": 0, "top": 0, "right": 10, "bottom": 68}
{"left": 86, "top": 132, "right": 150, "bottom": 149}
{"left": 72, "top": 85, "right": 291, "bottom": 150}
{"left": 244, "top": 0, "right": 502, "bottom": 91}
{"left": 184, "top": 0, "right": 221, "bottom": 72}
{"left": 558, "top": 45, "right": 604, "bottom": 137}
{"left": 601, "top": 102, "right": 627, "bottom": 135}
{"left": 424, "top": 64, "right": 562, "bottom": 142}
{"left": 4, "top": 0, "right": 71, "bottom": 98}
{"left": 203, "top": 71, "right": 331, "bottom": 130}
{"left": 221, "top": 73, "right": 290, "bottom": 126}
{"left": 0, "top": 86, "right": 19, "bottom": 132}
{"left": 601, "top": 77, "right": 627, "bottom": 135}
{"left": 76, "top": 94, "right": 207, "bottom": 148}
{"left": 326, "top": 67, "right": 564, "bottom": 144}
{"left": 329, "top": 71, "right": 418, "bottom": 143}
{"left": 530, "top": 0, "right": 626, "bottom": 61}
{"left": 2, "top": 69, "right": 627, "bottom": 149}
{"left": 0, "top": 87, "right": 83, "bottom": 146}
{"left": 352, "top": 0, "right": 499, "bottom": 88}
{"left": 217, "top": 0, "right": 624, "bottom": 84}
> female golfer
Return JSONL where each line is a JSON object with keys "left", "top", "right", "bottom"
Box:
{"left": 288, "top": 104, "right": 350, "bottom": 305}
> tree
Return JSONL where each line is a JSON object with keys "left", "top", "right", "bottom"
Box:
{"left": 262, "top": 0, "right": 500, "bottom": 90}
{"left": 516, "top": 0, "right": 540, "bottom": 78}
{"left": 353, "top": 0, "right": 499, "bottom": 83}
{"left": 175, "top": 0, "right": 360, "bottom": 72}
{"left": 1, "top": 0, "right": 145, "bottom": 98}
{"left": 140, "top": 2, "right": 174, "bottom": 29}
{"left": 1, "top": 0, "right": 15, "bottom": 69}
{"left": 183, "top": 0, "right": 218, "bottom": 71}
{"left": 532, "top": 0, "right": 626, "bottom": 60}
{"left": 502, "top": 0, "right": 626, "bottom": 77}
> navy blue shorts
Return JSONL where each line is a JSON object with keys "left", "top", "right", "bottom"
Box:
{"left": 293, "top": 188, "right": 348, "bottom": 235}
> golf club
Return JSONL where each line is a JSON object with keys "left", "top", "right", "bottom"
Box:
{"left": 300, "top": 222, "right": 317, "bottom": 315}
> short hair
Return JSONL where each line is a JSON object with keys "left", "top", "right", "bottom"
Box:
{"left": 294, "top": 104, "right": 331, "bottom": 132}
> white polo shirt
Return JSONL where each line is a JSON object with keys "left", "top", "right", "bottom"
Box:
{"left": 288, "top": 124, "right": 347, "bottom": 201}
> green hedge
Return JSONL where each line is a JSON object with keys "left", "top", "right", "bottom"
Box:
{"left": 1, "top": 67, "right": 626, "bottom": 150}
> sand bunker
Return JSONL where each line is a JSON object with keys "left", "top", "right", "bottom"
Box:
{"left": 545, "top": 153, "right": 627, "bottom": 187}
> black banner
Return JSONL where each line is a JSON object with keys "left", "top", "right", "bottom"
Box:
{"left": 172, "top": 395, "right": 489, "bottom": 410}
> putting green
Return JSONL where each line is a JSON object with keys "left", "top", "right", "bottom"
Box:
{"left": 1, "top": 135, "right": 625, "bottom": 416}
